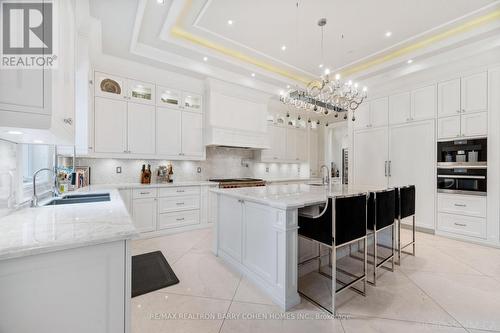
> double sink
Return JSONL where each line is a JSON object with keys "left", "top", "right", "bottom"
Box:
{"left": 43, "top": 193, "right": 110, "bottom": 206}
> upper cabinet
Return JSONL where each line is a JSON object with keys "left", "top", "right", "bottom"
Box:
{"left": 389, "top": 85, "right": 436, "bottom": 125}
{"left": 353, "top": 97, "right": 388, "bottom": 129}
{"left": 92, "top": 71, "right": 205, "bottom": 160}
{"left": 438, "top": 72, "right": 487, "bottom": 117}
{"left": 259, "top": 124, "right": 308, "bottom": 163}
{"left": 437, "top": 72, "right": 488, "bottom": 139}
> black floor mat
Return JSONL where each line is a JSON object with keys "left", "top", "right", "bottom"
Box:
{"left": 132, "top": 251, "right": 179, "bottom": 298}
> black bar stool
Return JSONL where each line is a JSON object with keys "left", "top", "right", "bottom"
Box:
{"left": 395, "top": 185, "right": 416, "bottom": 265}
{"left": 367, "top": 188, "right": 396, "bottom": 286}
{"left": 297, "top": 193, "right": 368, "bottom": 314}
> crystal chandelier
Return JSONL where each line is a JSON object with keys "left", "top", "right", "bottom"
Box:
{"left": 280, "top": 18, "right": 367, "bottom": 121}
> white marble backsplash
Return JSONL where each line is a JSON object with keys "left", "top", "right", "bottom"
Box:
{"left": 76, "top": 147, "right": 310, "bottom": 185}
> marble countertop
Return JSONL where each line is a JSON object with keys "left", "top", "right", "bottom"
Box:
{"left": 210, "top": 183, "right": 384, "bottom": 210}
{"left": 0, "top": 188, "right": 138, "bottom": 261}
{"left": 77, "top": 181, "right": 218, "bottom": 191}
{"left": 263, "top": 177, "right": 322, "bottom": 183}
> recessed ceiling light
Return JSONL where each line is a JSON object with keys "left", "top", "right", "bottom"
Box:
{"left": 286, "top": 85, "right": 290, "bottom": 89}
{"left": 156, "top": 0, "right": 165, "bottom": 4}
{"left": 203, "top": 56, "right": 208, "bottom": 62}
{"left": 281, "top": 45, "right": 287, "bottom": 51}
{"left": 385, "top": 31, "right": 392, "bottom": 37}
{"left": 318, "top": 64, "right": 324, "bottom": 68}
{"left": 227, "top": 20, "right": 233, "bottom": 25}
{"left": 33, "top": 139, "right": 43, "bottom": 144}
{"left": 7, "top": 130, "right": 23, "bottom": 135}
{"left": 407, "top": 59, "right": 413, "bottom": 64}
{"left": 251, "top": 73, "right": 255, "bottom": 77}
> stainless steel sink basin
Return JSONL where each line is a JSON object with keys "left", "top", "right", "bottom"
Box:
{"left": 307, "top": 183, "right": 326, "bottom": 186}
{"left": 42, "top": 193, "right": 110, "bottom": 206}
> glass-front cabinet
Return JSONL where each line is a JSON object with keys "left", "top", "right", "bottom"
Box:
{"left": 157, "top": 87, "right": 182, "bottom": 109}
{"left": 183, "top": 93, "right": 202, "bottom": 112}
{"left": 95, "top": 72, "right": 126, "bottom": 100}
{"left": 128, "top": 80, "right": 155, "bottom": 105}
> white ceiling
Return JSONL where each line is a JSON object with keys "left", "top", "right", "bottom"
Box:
{"left": 195, "top": 0, "right": 497, "bottom": 76}
{"left": 87, "top": 0, "right": 500, "bottom": 93}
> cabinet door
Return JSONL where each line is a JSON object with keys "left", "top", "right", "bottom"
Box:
{"left": 183, "top": 93, "right": 203, "bottom": 112}
{"left": 412, "top": 84, "right": 436, "bottom": 121}
{"left": 296, "top": 129, "right": 308, "bottom": 161}
{"left": 94, "top": 97, "right": 127, "bottom": 153}
{"left": 389, "top": 92, "right": 411, "bottom": 125}
{"left": 218, "top": 195, "right": 242, "bottom": 261}
{"left": 0, "top": 68, "right": 49, "bottom": 115}
{"left": 461, "top": 72, "right": 487, "bottom": 114}
{"left": 132, "top": 198, "right": 157, "bottom": 233}
{"left": 156, "top": 87, "right": 182, "bottom": 109}
{"left": 370, "top": 97, "right": 389, "bottom": 127}
{"left": 438, "top": 78, "right": 461, "bottom": 117}
{"left": 127, "top": 79, "right": 155, "bottom": 105}
{"left": 353, "top": 127, "right": 388, "bottom": 187}
{"left": 461, "top": 111, "right": 487, "bottom": 137}
{"left": 181, "top": 112, "right": 204, "bottom": 158}
{"left": 437, "top": 116, "right": 461, "bottom": 140}
{"left": 127, "top": 103, "right": 155, "bottom": 154}
{"left": 274, "top": 125, "right": 287, "bottom": 160}
{"left": 389, "top": 120, "right": 435, "bottom": 230}
{"left": 309, "top": 130, "right": 319, "bottom": 176}
{"left": 353, "top": 103, "right": 370, "bottom": 130}
{"left": 285, "top": 128, "right": 298, "bottom": 160}
{"left": 157, "top": 107, "right": 182, "bottom": 156}
{"left": 262, "top": 125, "right": 280, "bottom": 161}
{"left": 95, "top": 72, "right": 126, "bottom": 100}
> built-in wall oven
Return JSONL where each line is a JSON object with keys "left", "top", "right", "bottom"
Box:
{"left": 436, "top": 138, "right": 487, "bottom": 196}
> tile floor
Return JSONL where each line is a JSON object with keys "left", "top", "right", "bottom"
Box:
{"left": 131, "top": 227, "right": 500, "bottom": 333}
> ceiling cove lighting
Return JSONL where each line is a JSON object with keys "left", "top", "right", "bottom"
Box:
{"left": 280, "top": 18, "right": 367, "bottom": 122}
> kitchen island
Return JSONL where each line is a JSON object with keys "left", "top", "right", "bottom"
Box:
{"left": 0, "top": 188, "right": 138, "bottom": 333}
{"left": 211, "top": 183, "right": 382, "bottom": 310}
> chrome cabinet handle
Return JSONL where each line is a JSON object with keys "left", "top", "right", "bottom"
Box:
{"left": 176, "top": 202, "right": 185, "bottom": 205}
{"left": 238, "top": 199, "right": 244, "bottom": 203}
{"left": 176, "top": 189, "right": 185, "bottom": 193}
{"left": 384, "top": 161, "right": 388, "bottom": 177}
{"left": 63, "top": 118, "right": 73, "bottom": 125}
{"left": 388, "top": 160, "right": 392, "bottom": 177}
{"left": 140, "top": 192, "right": 150, "bottom": 195}
{"left": 454, "top": 222, "right": 467, "bottom": 227}
{"left": 454, "top": 203, "right": 467, "bottom": 207}
{"left": 176, "top": 217, "right": 185, "bottom": 221}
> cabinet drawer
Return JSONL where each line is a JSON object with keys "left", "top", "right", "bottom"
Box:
{"left": 159, "top": 186, "right": 200, "bottom": 197}
{"left": 437, "top": 193, "right": 486, "bottom": 217}
{"left": 158, "top": 210, "right": 200, "bottom": 229}
{"left": 158, "top": 195, "right": 199, "bottom": 213}
{"left": 437, "top": 212, "right": 486, "bottom": 239}
{"left": 132, "top": 188, "right": 157, "bottom": 199}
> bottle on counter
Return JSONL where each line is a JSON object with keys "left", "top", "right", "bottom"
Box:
{"left": 140, "top": 164, "right": 152, "bottom": 184}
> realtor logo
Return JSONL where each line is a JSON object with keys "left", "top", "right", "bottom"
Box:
{"left": 1, "top": 1, "right": 57, "bottom": 68}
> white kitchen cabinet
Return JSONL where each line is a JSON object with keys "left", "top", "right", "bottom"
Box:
{"left": 127, "top": 79, "right": 155, "bottom": 105}
{"left": 261, "top": 125, "right": 287, "bottom": 161}
{"left": 183, "top": 93, "right": 203, "bottom": 112}
{"left": 156, "top": 87, "right": 182, "bottom": 109}
{"left": 437, "top": 212, "right": 486, "bottom": 239}
{"left": 132, "top": 198, "right": 157, "bottom": 233}
{"left": 437, "top": 116, "right": 461, "bottom": 139}
{"left": 461, "top": 72, "right": 488, "bottom": 113}
{"left": 156, "top": 107, "right": 182, "bottom": 156}
{"left": 353, "top": 103, "right": 370, "bottom": 129}
{"left": 296, "top": 129, "right": 308, "bottom": 161}
{"left": 370, "top": 97, "right": 389, "bottom": 128}
{"left": 353, "top": 127, "right": 388, "bottom": 187}
{"left": 158, "top": 210, "right": 200, "bottom": 230}
{"left": 218, "top": 195, "right": 243, "bottom": 261}
{"left": 437, "top": 193, "right": 486, "bottom": 218}
{"left": 438, "top": 72, "right": 488, "bottom": 117}
{"left": 127, "top": 102, "right": 155, "bottom": 154}
{"left": 461, "top": 111, "right": 488, "bottom": 137}
{"left": 389, "top": 120, "right": 435, "bottom": 230}
{"left": 389, "top": 92, "right": 411, "bottom": 125}
{"left": 181, "top": 111, "right": 204, "bottom": 158}
{"left": 438, "top": 78, "right": 461, "bottom": 117}
{"left": 95, "top": 72, "right": 127, "bottom": 100}
{"left": 285, "top": 128, "right": 298, "bottom": 161}
{"left": 94, "top": 97, "right": 127, "bottom": 153}
{"left": 0, "top": 69, "right": 49, "bottom": 115}
{"left": 411, "top": 84, "right": 436, "bottom": 121}
{"left": 309, "top": 129, "right": 319, "bottom": 176}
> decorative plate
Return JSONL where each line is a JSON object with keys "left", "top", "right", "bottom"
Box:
{"left": 100, "top": 79, "right": 121, "bottom": 94}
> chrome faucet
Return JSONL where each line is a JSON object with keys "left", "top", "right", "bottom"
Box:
{"left": 320, "top": 164, "right": 331, "bottom": 185}
{"left": 31, "top": 168, "right": 59, "bottom": 207}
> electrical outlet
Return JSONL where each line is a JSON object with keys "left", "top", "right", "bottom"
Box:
{"left": 197, "top": 167, "right": 202, "bottom": 173}
{"left": 116, "top": 166, "right": 122, "bottom": 174}
{"left": 265, "top": 166, "right": 269, "bottom": 173}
